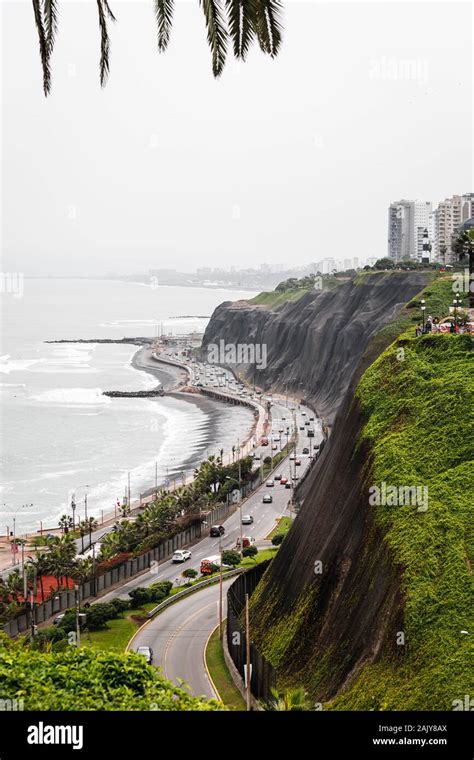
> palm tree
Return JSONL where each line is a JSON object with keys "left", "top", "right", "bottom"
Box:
{"left": 267, "top": 686, "right": 309, "bottom": 711}
{"left": 58, "top": 514, "right": 73, "bottom": 534}
{"left": 452, "top": 226, "right": 474, "bottom": 308}
{"left": 26, "top": 552, "right": 49, "bottom": 602}
{"left": 31, "top": 0, "right": 283, "bottom": 95}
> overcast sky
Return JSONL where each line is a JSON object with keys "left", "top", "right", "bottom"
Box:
{"left": 1, "top": 1, "right": 472, "bottom": 276}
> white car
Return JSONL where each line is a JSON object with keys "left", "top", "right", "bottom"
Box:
{"left": 136, "top": 646, "right": 153, "bottom": 664}
{"left": 172, "top": 549, "right": 192, "bottom": 563}
{"left": 241, "top": 515, "right": 254, "bottom": 525}
{"left": 266, "top": 479, "right": 275, "bottom": 487}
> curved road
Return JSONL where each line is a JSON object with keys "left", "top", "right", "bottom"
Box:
{"left": 131, "top": 411, "right": 323, "bottom": 699}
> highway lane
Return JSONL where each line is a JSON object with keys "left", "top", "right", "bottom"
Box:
{"left": 130, "top": 580, "right": 234, "bottom": 699}
{"left": 130, "top": 412, "right": 324, "bottom": 698}
{"left": 100, "top": 404, "right": 320, "bottom": 603}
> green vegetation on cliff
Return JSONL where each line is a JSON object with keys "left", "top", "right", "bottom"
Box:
{"left": 332, "top": 329, "right": 473, "bottom": 710}
{"left": 248, "top": 275, "right": 473, "bottom": 710}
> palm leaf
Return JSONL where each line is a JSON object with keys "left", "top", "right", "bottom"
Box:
{"left": 200, "top": 0, "right": 228, "bottom": 77}
{"left": 255, "top": 0, "right": 282, "bottom": 57}
{"left": 32, "top": 0, "right": 51, "bottom": 95}
{"left": 42, "top": 0, "right": 58, "bottom": 56}
{"left": 154, "top": 0, "right": 174, "bottom": 52}
{"left": 96, "top": 0, "right": 111, "bottom": 87}
{"left": 225, "top": 0, "right": 255, "bottom": 60}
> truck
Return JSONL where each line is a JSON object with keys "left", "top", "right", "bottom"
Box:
{"left": 200, "top": 555, "right": 222, "bottom": 575}
{"left": 307, "top": 428, "right": 315, "bottom": 437}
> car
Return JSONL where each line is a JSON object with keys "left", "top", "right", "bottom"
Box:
{"left": 305, "top": 420, "right": 310, "bottom": 426}
{"left": 254, "top": 454, "right": 261, "bottom": 461}
{"left": 136, "top": 646, "right": 153, "bottom": 664}
{"left": 278, "top": 428, "right": 284, "bottom": 433}
{"left": 285, "top": 482, "right": 292, "bottom": 489}
{"left": 242, "top": 515, "right": 254, "bottom": 524}
{"left": 292, "top": 475, "right": 299, "bottom": 481}
{"left": 262, "top": 494, "right": 273, "bottom": 503}
{"left": 295, "top": 459, "right": 301, "bottom": 466}
{"left": 301, "top": 411, "right": 306, "bottom": 416}
{"left": 172, "top": 549, "right": 191, "bottom": 563}
{"left": 210, "top": 525, "right": 225, "bottom": 537}
{"left": 53, "top": 613, "right": 66, "bottom": 626}
{"left": 314, "top": 444, "right": 320, "bottom": 451}
{"left": 280, "top": 477, "right": 288, "bottom": 485}
{"left": 274, "top": 473, "right": 282, "bottom": 480}
{"left": 302, "top": 447, "right": 309, "bottom": 454}
{"left": 266, "top": 479, "right": 275, "bottom": 487}
{"left": 299, "top": 426, "right": 305, "bottom": 431}
{"left": 271, "top": 444, "right": 278, "bottom": 451}
{"left": 309, "top": 417, "right": 315, "bottom": 421}
{"left": 290, "top": 454, "right": 296, "bottom": 460}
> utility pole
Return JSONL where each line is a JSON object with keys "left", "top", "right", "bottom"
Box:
{"left": 155, "top": 461, "right": 158, "bottom": 500}
{"left": 219, "top": 536, "right": 224, "bottom": 643}
{"left": 84, "top": 492, "right": 88, "bottom": 521}
{"left": 245, "top": 593, "right": 251, "bottom": 711}
{"left": 127, "top": 472, "right": 131, "bottom": 509}
{"left": 71, "top": 493, "right": 76, "bottom": 531}
{"left": 75, "top": 585, "right": 81, "bottom": 648}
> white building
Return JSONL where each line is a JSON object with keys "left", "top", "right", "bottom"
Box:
{"left": 431, "top": 193, "right": 474, "bottom": 264}
{"left": 388, "top": 200, "right": 432, "bottom": 262}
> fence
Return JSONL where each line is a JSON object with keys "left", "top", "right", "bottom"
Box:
{"left": 3, "top": 500, "right": 233, "bottom": 638}
{"left": 226, "top": 561, "right": 276, "bottom": 704}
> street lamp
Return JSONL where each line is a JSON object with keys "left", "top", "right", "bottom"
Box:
{"left": 226, "top": 476, "right": 243, "bottom": 556}
{"left": 420, "top": 299, "right": 426, "bottom": 331}
{"left": 453, "top": 296, "right": 462, "bottom": 326}
{"left": 71, "top": 493, "right": 76, "bottom": 531}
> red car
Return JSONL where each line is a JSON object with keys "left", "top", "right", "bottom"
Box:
{"left": 280, "top": 477, "right": 288, "bottom": 485}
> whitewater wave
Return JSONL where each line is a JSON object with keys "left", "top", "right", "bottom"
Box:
{"left": 0, "top": 355, "right": 42, "bottom": 374}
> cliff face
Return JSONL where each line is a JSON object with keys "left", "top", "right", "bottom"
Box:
{"left": 202, "top": 272, "right": 430, "bottom": 422}
{"left": 203, "top": 273, "right": 471, "bottom": 709}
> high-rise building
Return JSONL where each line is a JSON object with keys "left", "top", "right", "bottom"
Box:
{"left": 431, "top": 193, "right": 474, "bottom": 264}
{"left": 388, "top": 200, "right": 432, "bottom": 261}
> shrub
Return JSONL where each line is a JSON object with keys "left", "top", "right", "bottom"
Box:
{"left": 271, "top": 533, "right": 285, "bottom": 546}
{"left": 243, "top": 545, "right": 258, "bottom": 560}
{"left": 128, "top": 587, "right": 153, "bottom": 608}
{"left": 85, "top": 603, "right": 117, "bottom": 630}
{"left": 222, "top": 550, "right": 241, "bottom": 567}
{"left": 109, "top": 598, "right": 130, "bottom": 615}
{"left": 182, "top": 568, "right": 198, "bottom": 580}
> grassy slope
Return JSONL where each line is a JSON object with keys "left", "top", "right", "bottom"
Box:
{"left": 249, "top": 276, "right": 473, "bottom": 709}
{"left": 206, "top": 626, "right": 247, "bottom": 710}
{"left": 329, "top": 329, "right": 473, "bottom": 710}
{"left": 248, "top": 289, "right": 310, "bottom": 308}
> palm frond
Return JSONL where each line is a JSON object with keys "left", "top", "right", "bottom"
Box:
{"left": 225, "top": 0, "right": 255, "bottom": 60}
{"left": 154, "top": 0, "right": 174, "bottom": 52}
{"left": 42, "top": 0, "right": 58, "bottom": 56}
{"left": 200, "top": 0, "right": 228, "bottom": 78}
{"left": 96, "top": 0, "right": 111, "bottom": 87}
{"left": 255, "top": 0, "right": 283, "bottom": 57}
{"left": 102, "top": 0, "right": 117, "bottom": 22}
{"left": 32, "top": 0, "right": 51, "bottom": 95}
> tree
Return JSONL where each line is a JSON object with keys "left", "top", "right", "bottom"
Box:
{"left": 452, "top": 227, "right": 474, "bottom": 308}
{"left": 242, "top": 545, "right": 258, "bottom": 560}
{"left": 31, "top": 0, "right": 284, "bottom": 96}
{"left": 267, "top": 686, "right": 309, "bottom": 711}
{"left": 58, "top": 514, "right": 73, "bottom": 534}
{"left": 182, "top": 568, "right": 198, "bottom": 580}
{"left": 271, "top": 532, "right": 285, "bottom": 546}
{"left": 222, "top": 549, "right": 241, "bottom": 567}
{"left": 373, "top": 257, "right": 395, "bottom": 270}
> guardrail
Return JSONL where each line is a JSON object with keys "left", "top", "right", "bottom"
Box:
{"left": 146, "top": 568, "right": 244, "bottom": 620}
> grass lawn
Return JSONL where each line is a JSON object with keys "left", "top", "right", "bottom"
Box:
{"left": 249, "top": 289, "right": 310, "bottom": 308}
{"left": 81, "top": 615, "right": 139, "bottom": 653}
{"left": 205, "top": 625, "right": 246, "bottom": 710}
{"left": 266, "top": 516, "right": 293, "bottom": 540}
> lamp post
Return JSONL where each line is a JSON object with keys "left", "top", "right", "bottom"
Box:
{"left": 226, "top": 476, "right": 243, "bottom": 555}
{"left": 453, "top": 296, "right": 462, "bottom": 326}
{"left": 71, "top": 493, "right": 76, "bottom": 532}
{"left": 420, "top": 299, "right": 426, "bottom": 331}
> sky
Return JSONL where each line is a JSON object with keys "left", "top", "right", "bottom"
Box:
{"left": 1, "top": 1, "right": 472, "bottom": 276}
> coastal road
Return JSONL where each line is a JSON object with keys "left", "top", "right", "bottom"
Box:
{"left": 100, "top": 405, "right": 319, "bottom": 602}
{"left": 129, "top": 415, "right": 323, "bottom": 698}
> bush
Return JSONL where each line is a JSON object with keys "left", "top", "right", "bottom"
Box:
{"left": 242, "top": 545, "right": 258, "bottom": 560}
{"left": 57, "top": 610, "right": 78, "bottom": 633}
{"left": 222, "top": 550, "right": 241, "bottom": 567}
{"left": 149, "top": 581, "right": 173, "bottom": 603}
{"left": 182, "top": 568, "right": 198, "bottom": 580}
{"left": 85, "top": 603, "right": 117, "bottom": 630}
{"left": 263, "top": 456, "right": 272, "bottom": 465}
{"left": 109, "top": 597, "right": 130, "bottom": 616}
{"left": 31, "top": 626, "right": 68, "bottom": 651}
{"left": 271, "top": 533, "right": 285, "bottom": 546}
{"left": 128, "top": 587, "right": 153, "bottom": 608}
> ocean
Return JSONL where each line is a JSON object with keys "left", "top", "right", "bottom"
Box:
{"left": 0, "top": 279, "right": 256, "bottom": 535}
